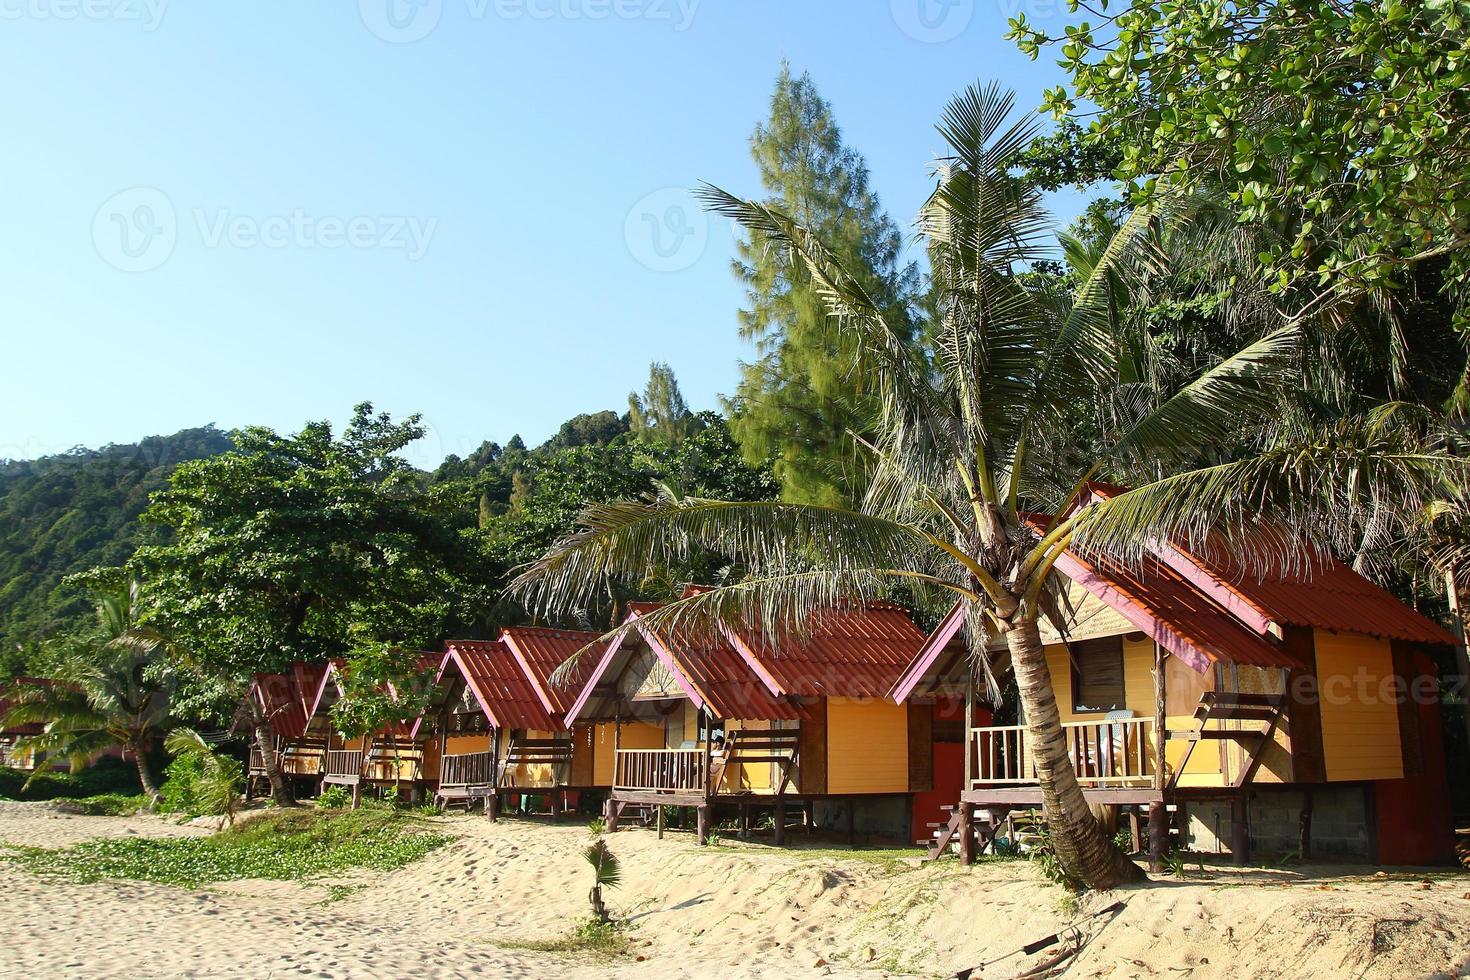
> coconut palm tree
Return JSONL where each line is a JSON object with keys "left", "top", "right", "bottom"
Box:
{"left": 2, "top": 580, "right": 173, "bottom": 803}
{"left": 513, "top": 83, "right": 1466, "bottom": 889}
{"left": 583, "top": 838, "right": 621, "bottom": 922}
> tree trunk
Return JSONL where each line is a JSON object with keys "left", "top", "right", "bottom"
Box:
{"left": 1442, "top": 567, "right": 1470, "bottom": 755}
{"left": 1005, "top": 615, "right": 1146, "bottom": 888}
{"left": 132, "top": 741, "right": 162, "bottom": 807}
{"left": 248, "top": 698, "right": 295, "bottom": 807}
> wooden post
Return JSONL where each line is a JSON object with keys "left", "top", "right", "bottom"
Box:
{"left": 1128, "top": 809, "right": 1142, "bottom": 854}
{"left": 487, "top": 789, "right": 499, "bottom": 822}
{"left": 963, "top": 670, "right": 975, "bottom": 793}
{"left": 351, "top": 780, "right": 361, "bottom": 810}
{"left": 696, "top": 804, "right": 709, "bottom": 845}
{"left": 700, "top": 708, "right": 713, "bottom": 802}
{"left": 1149, "top": 641, "right": 1169, "bottom": 873}
{"left": 656, "top": 801, "right": 665, "bottom": 840}
{"left": 1299, "top": 787, "right": 1314, "bottom": 860}
{"left": 804, "top": 800, "right": 814, "bottom": 834}
{"left": 774, "top": 798, "right": 786, "bottom": 846}
{"left": 607, "top": 799, "right": 621, "bottom": 833}
{"left": 739, "top": 803, "right": 750, "bottom": 838}
{"left": 958, "top": 804, "right": 975, "bottom": 866}
{"left": 1231, "top": 792, "right": 1250, "bottom": 866}
{"left": 846, "top": 799, "right": 856, "bottom": 848}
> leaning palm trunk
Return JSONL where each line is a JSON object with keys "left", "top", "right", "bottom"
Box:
{"left": 248, "top": 699, "right": 294, "bottom": 807}
{"left": 131, "top": 740, "right": 162, "bottom": 806}
{"left": 1006, "top": 616, "right": 1144, "bottom": 885}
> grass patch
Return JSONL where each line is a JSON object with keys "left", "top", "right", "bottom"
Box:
{"left": 50, "top": 793, "right": 147, "bottom": 816}
{"left": 500, "top": 919, "right": 632, "bottom": 959}
{"left": 3, "top": 809, "right": 452, "bottom": 888}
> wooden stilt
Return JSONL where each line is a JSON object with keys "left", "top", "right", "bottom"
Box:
{"left": 607, "top": 799, "right": 621, "bottom": 833}
{"left": 1147, "top": 801, "right": 1167, "bottom": 871}
{"left": 739, "top": 803, "right": 750, "bottom": 838}
{"left": 696, "top": 804, "right": 710, "bottom": 845}
{"left": 773, "top": 798, "right": 786, "bottom": 846}
{"left": 1231, "top": 793, "right": 1250, "bottom": 865}
{"left": 1128, "top": 809, "right": 1142, "bottom": 854}
{"left": 1299, "top": 788, "right": 1314, "bottom": 860}
{"left": 656, "top": 802, "right": 665, "bottom": 840}
{"left": 846, "top": 799, "right": 856, "bottom": 848}
{"left": 351, "top": 781, "right": 361, "bottom": 810}
{"left": 958, "top": 804, "right": 975, "bottom": 866}
{"left": 487, "top": 789, "right": 499, "bottom": 822}
{"left": 805, "top": 799, "right": 814, "bottom": 834}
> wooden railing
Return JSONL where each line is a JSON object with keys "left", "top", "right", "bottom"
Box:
{"left": 970, "top": 718, "right": 1158, "bottom": 787}
{"left": 440, "top": 751, "right": 495, "bottom": 788}
{"left": 614, "top": 748, "right": 707, "bottom": 793}
{"left": 1, "top": 742, "right": 35, "bottom": 770}
{"left": 502, "top": 737, "right": 574, "bottom": 788}
{"left": 324, "top": 749, "right": 364, "bottom": 777}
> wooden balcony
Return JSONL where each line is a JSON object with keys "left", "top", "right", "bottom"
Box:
{"left": 322, "top": 749, "right": 365, "bottom": 784}
{"left": 440, "top": 750, "right": 495, "bottom": 789}
{"left": 614, "top": 748, "right": 707, "bottom": 795}
{"left": 970, "top": 717, "right": 1159, "bottom": 789}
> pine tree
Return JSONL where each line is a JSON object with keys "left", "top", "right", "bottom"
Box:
{"left": 628, "top": 362, "right": 694, "bottom": 445}
{"left": 725, "top": 63, "right": 919, "bottom": 506}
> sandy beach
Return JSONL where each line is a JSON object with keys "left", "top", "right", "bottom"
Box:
{"left": 1, "top": 801, "right": 1468, "bottom": 979}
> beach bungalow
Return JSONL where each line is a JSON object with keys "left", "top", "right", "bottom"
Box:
{"left": 567, "top": 595, "right": 938, "bottom": 845}
{"left": 307, "top": 658, "right": 437, "bottom": 803}
{"left": 416, "top": 628, "right": 616, "bottom": 817}
{"left": 893, "top": 491, "right": 1458, "bottom": 865}
{"left": 239, "top": 663, "right": 329, "bottom": 796}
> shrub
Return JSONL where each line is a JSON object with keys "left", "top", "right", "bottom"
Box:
{"left": 317, "top": 786, "right": 352, "bottom": 810}
{"left": 0, "top": 758, "right": 138, "bottom": 801}
{"left": 51, "top": 793, "right": 146, "bottom": 816}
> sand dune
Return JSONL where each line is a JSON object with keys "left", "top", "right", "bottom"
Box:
{"left": 1, "top": 802, "right": 1468, "bottom": 978}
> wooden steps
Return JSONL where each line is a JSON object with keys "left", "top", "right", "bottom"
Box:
{"left": 1170, "top": 691, "right": 1287, "bottom": 790}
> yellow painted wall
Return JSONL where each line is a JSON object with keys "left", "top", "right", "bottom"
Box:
{"left": 1315, "top": 631, "right": 1404, "bottom": 781}
{"left": 1043, "top": 635, "right": 1156, "bottom": 722}
{"left": 722, "top": 719, "right": 774, "bottom": 791}
{"left": 591, "top": 719, "right": 663, "bottom": 785}
{"left": 826, "top": 698, "right": 908, "bottom": 794}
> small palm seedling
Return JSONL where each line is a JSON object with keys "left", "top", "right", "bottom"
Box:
{"left": 583, "top": 838, "right": 621, "bottom": 923}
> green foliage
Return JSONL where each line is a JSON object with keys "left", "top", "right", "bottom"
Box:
{"left": 50, "top": 793, "right": 146, "bottom": 816}
{"left": 3, "top": 809, "right": 450, "bottom": 887}
{"left": 1012, "top": 1, "right": 1470, "bottom": 306}
{"left": 726, "top": 63, "right": 920, "bottom": 506}
{"left": 330, "top": 643, "right": 433, "bottom": 741}
{"left": 160, "top": 728, "right": 243, "bottom": 822}
{"left": 0, "top": 427, "right": 232, "bottom": 677}
{"left": 0, "top": 758, "right": 136, "bottom": 801}
{"left": 500, "top": 918, "right": 632, "bottom": 958}
{"left": 317, "top": 785, "right": 352, "bottom": 810}
{"left": 586, "top": 816, "right": 606, "bottom": 836}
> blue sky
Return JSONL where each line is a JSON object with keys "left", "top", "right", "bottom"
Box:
{"left": 1, "top": 0, "right": 1087, "bottom": 468}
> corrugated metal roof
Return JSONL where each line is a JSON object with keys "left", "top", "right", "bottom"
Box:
{"left": 1082, "top": 483, "right": 1457, "bottom": 647}
{"left": 442, "top": 640, "right": 558, "bottom": 731}
{"left": 1056, "top": 550, "right": 1304, "bottom": 672}
{"left": 1164, "top": 540, "right": 1458, "bottom": 647}
{"left": 249, "top": 665, "right": 325, "bottom": 740}
{"left": 605, "top": 604, "right": 807, "bottom": 720}
{"left": 0, "top": 677, "right": 57, "bottom": 736}
{"left": 500, "top": 626, "right": 607, "bottom": 717}
{"left": 728, "top": 602, "right": 927, "bottom": 699}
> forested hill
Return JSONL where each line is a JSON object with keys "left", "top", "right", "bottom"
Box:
{"left": 0, "top": 426, "right": 234, "bottom": 671}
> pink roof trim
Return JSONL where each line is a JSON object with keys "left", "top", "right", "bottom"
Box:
{"left": 888, "top": 601, "right": 967, "bottom": 703}
{"left": 562, "top": 611, "right": 705, "bottom": 725}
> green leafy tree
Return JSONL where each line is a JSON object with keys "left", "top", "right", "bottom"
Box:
{"left": 515, "top": 83, "right": 1467, "bottom": 889}
{"left": 1012, "top": 1, "right": 1470, "bottom": 335}
{"left": 726, "top": 63, "right": 920, "bottom": 506}
{"left": 331, "top": 643, "right": 434, "bottom": 802}
{"left": 2, "top": 579, "right": 173, "bottom": 803}
{"left": 133, "top": 404, "right": 482, "bottom": 806}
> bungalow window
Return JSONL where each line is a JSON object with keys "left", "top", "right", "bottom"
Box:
{"left": 1071, "top": 636, "right": 1126, "bottom": 713}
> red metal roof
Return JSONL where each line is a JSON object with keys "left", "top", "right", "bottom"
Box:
{"left": 1162, "top": 540, "right": 1458, "bottom": 647}
{"left": 603, "top": 605, "right": 807, "bottom": 721}
{"left": 500, "top": 626, "right": 607, "bottom": 718}
{"left": 1081, "top": 483, "right": 1457, "bottom": 647}
{"left": 1054, "top": 549, "right": 1304, "bottom": 673}
{"left": 0, "top": 677, "right": 57, "bottom": 736}
{"left": 725, "top": 602, "right": 928, "bottom": 700}
{"left": 249, "top": 665, "right": 326, "bottom": 740}
{"left": 441, "top": 640, "right": 558, "bottom": 731}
